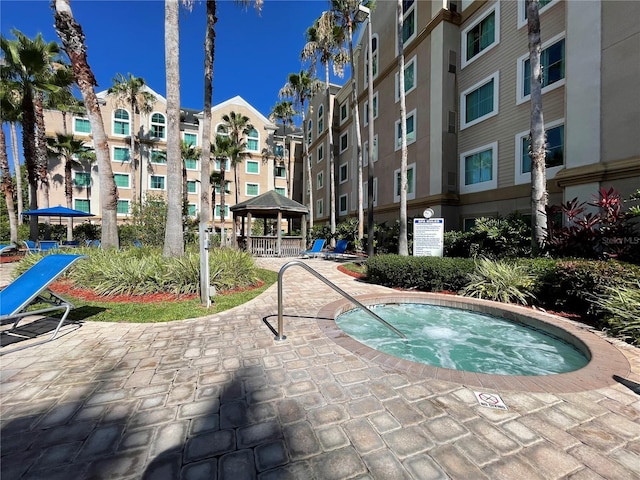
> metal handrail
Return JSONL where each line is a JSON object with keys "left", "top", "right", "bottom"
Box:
{"left": 275, "top": 260, "right": 406, "bottom": 341}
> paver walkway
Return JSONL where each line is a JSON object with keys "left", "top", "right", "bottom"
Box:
{"left": 1, "top": 257, "right": 639, "bottom": 479}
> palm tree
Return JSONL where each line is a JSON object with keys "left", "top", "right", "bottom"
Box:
{"left": 181, "top": 139, "right": 201, "bottom": 218}
{"left": 46, "top": 133, "right": 94, "bottom": 239}
{"left": 54, "top": 0, "right": 120, "bottom": 248}
{"left": 162, "top": 0, "right": 184, "bottom": 257}
{"left": 0, "top": 82, "right": 20, "bottom": 242}
{"left": 331, "top": 0, "right": 372, "bottom": 246}
{"left": 527, "top": 0, "right": 547, "bottom": 254}
{"left": 279, "top": 70, "right": 322, "bottom": 229}
{"left": 269, "top": 100, "right": 296, "bottom": 199}
{"left": 0, "top": 118, "right": 18, "bottom": 244}
{"left": 211, "top": 134, "right": 234, "bottom": 246}
{"left": 396, "top": 0, "right": 409, "bottom": 255}
{"left": 302, "top": 11, "right": 347, "bottom": 246}
{"left": 221, "top": 111, "right": 253, "bottom": 206}
{"left": 108, "top": 73, "right": 157, "bottom": 205}
{"left": 0, "top": 30, "right": 69, "bottom": 241}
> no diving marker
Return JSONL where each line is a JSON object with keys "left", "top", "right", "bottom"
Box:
{"left": 474, "top": 391, "right": 508, "bottom": 410}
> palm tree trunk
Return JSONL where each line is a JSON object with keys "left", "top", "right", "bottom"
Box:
{"left": 0, "top": 127, "right": 18, "bottom": 244}
{"left": 163, "top": 0, "right": 184, "bottom": 256}
{"left": 347, "top": 20, "right": 364, "bottom": 247}
{"left": 302, "top": 106, "right": 313, "bottom": 230}
{"left": 65, "top": 157, "right": 74, "bottom": 239}
{"left": 54, "top": 0, "right": 120, "bottom": 248}
{"left": 21, "top": 86, "right": 39, "bottom": 241}
{"left": 130, "top": 100, "right": 138, "bottom": 204}
{"left": 35, "top": 92, "right": 51, "bottom": 239}
{"left": 10, "top": 123, "right": 23, "bottom": 220}
{"left": 527, "top": 0, "right": 547, "bottom": 254}
{"left": 200, "top": 0, "right": 216, "bottom": 230}
{"left": 326, "top": 62, "right": 336, "bottom": 247}
{"left": 397, "top": 0, "right": 408, "bottom": 256}
{"left": 220, "top": 166, "right": 226, "bottom": 246}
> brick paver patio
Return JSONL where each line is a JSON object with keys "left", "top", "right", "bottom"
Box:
{"left": 1, "top": 257, "right": 638, "bottom": 479}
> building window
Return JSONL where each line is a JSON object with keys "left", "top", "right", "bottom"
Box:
{"left": 246, "top": 160, "right": 259, "bottom": 174}
{"left": 395, "top": 109, "right": 416, "bottom": 150}
{"left": 151, "top": 150, "right": 166, "bottom": 164}
{"left": 395, "top": 56, "right": 416, "bottom": 101}
{"left": 307, "top": 120, "right": 312, "bottom": 144}
{"left": 364, "top": 92, "right": 378, "bottom": 125}
{"left": 463, "top": 218, "right": 477, "bottom": 232}
{"left": 113, "top": 146, "right": 130, "bottom": 162}
{"left": 275, "top": 187, "right": 286, "bottom": 196}
{"left": 113, "top": 108, "right": 130, "bottom": 136}
{"left": 339, "top": 194, "right": 348, "bottom": 215}
{"left": 317, "top": 171, "right": 324, "bottom": 189}
{"left": 73, "top": 118, "right": 91, "bottom": 135}
{"left": 518, "top": 0, "right": 557, "bottom": 28}
{"left": 401, "top": 0, "right": 416, "bottom": 46}
{"left": 340, "top": 102, "right": 348, "bottom": 124}
{"left": 317, "top": 144, "right": 324, "bottom": 163}
{"left": 74, "top": 199, "right": 90, "bottom": 213}
{"left": 318, "top": 105, "right": 324, "bottom": 134}
{"left": 246, "top": 128, "right": 259, "bottom": 152}
{"left": 460, "top": 72, "right": 499, "bottom": 129}
{"left": 150, "top": 113, "right": 166, "bottom": 139}
{"left": 274, "top": 165, "right": 286, "bottom": 178}
{"left": 516, "top": 121, "right": 564, "bottom": 184}
{"left": 215, "top": 181, "right": 231, "bottom": 194}
{"left": 365, "top": 34, "right": 379, "bottom": 87}
{"left": 339, "top": 163, "right": 348, "bottom": 184}
{"left": 393, "top": 163, "right": 416, "bottom": 202}
{"left": 183, "top": 132, "right": 198, "bottom": 146}
{"left": 214, "top": 158, "right": 230, "bottom": 171}
{"left": 187, "top": 180, "right": 197, "bottom": 194}
{"left": 184, "top": 158, "right": 198, "bottom": 170}
{"left": 364, "top": 135, "right": 378, "bottom": 166}
{"left": 246, "top": 183, "right": 259, "bottom": 196}
{"left": 150, "top": 175, "right": 165, "bottom": 190}
{"left": 462, "top": 4, "right": 499, "bottom": 67}
{"left": 215, "top": 204, "right": 230, "bottom": 219}
{"left": 460, "top": 142, "right": 498, "bottom": 194}
{"left": 114, "top": 173, "right": 130, "bottom": 188}
{"left": 363, "top": 177, "right": 378, "bottom": 207}
{"left": 188, "top": 204, "right": 197, "bottom": 217}
{"left": 340, "top": 132, "right": 348, "bottom": 153}
{"left": 518, "top": 34, "right": 565, "bottom": 104}
{"left": 73, "top": 172, "right": 91, "bottom": 187}
{"left": 117, "top": 200, "right": 130, "bottom": 215}
{"left": 316, "top": 198, "right": 324, "bottom": 216}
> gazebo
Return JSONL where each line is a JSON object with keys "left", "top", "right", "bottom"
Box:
{"left": 230, "top": 190, "right": 309, "bottom": 257}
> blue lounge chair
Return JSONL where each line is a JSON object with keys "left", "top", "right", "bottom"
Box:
{"left": 0, "top": 244, "right": 15, "bottom": 255}
{"left": 1, "top": 254, "right": 86, "bottom": 353}
{"left": 300, "top": 239, "right": 326, "bottom": 258}
{"left": 39, "top": 240, "right": 59, "bottom": 252}
{"left": 324, "top": 239, "right": 354, "bottom": 261}
{"left": 22, "top": 240, "right": 39, "bottom": 254}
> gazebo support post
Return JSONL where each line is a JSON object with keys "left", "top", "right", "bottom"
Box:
{"left": 301, "top": 214, "right": 307, "bottom": 253}
{"left": 277, "top": 211, "right": 282, "bottom": 257}
{"left": 246, "top": 212, "right": 252, "bottom": 253}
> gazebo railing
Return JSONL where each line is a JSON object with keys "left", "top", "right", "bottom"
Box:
{"left": 248, "top": 236, "right": 303, "bottom": 257}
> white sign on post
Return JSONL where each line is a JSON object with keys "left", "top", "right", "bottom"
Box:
{"left": 413, "top": 217, "right": 444, "bottom": 257}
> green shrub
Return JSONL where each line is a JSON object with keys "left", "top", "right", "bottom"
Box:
{"left": 592, "top": 280, "right": 640, "bottom": 345}
{"left": 365, "top": 254, "right": 474, "bottom": 292}
{"left": 14, "top": 247, "right": 259, "bottom": 296}
{"left": 460, "top": 258, "right": 537, "bottom": 305}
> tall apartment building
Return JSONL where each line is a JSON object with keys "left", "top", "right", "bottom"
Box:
{"left": 44, "top": 91, "right": 303, "bottom": 233}
{"left": 306, "top": 0, "right": 640, "bottom": 232}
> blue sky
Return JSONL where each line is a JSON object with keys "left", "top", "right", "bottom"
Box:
{"left": 1, "top": 0, "right": 348, "bottom": 123}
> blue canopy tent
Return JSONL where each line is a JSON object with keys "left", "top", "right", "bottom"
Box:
{"left": 22, "top": 205, "right": 95, "bottom": 242}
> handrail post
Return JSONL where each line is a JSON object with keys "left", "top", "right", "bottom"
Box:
{"left": 275, "top": 260, "right": 405, "bottom": 341}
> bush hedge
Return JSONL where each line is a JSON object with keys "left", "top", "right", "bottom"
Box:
{"left": 365, "top": 255, "right": 475, "bottom": 292}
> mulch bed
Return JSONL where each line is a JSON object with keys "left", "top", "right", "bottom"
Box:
{"left": 48, "top": 279, "right": 265, "bottom": 304}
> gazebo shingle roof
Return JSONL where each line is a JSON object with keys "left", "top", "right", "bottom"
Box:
{"left": 230, "top": 190, "right": 309, "bottom": 216}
